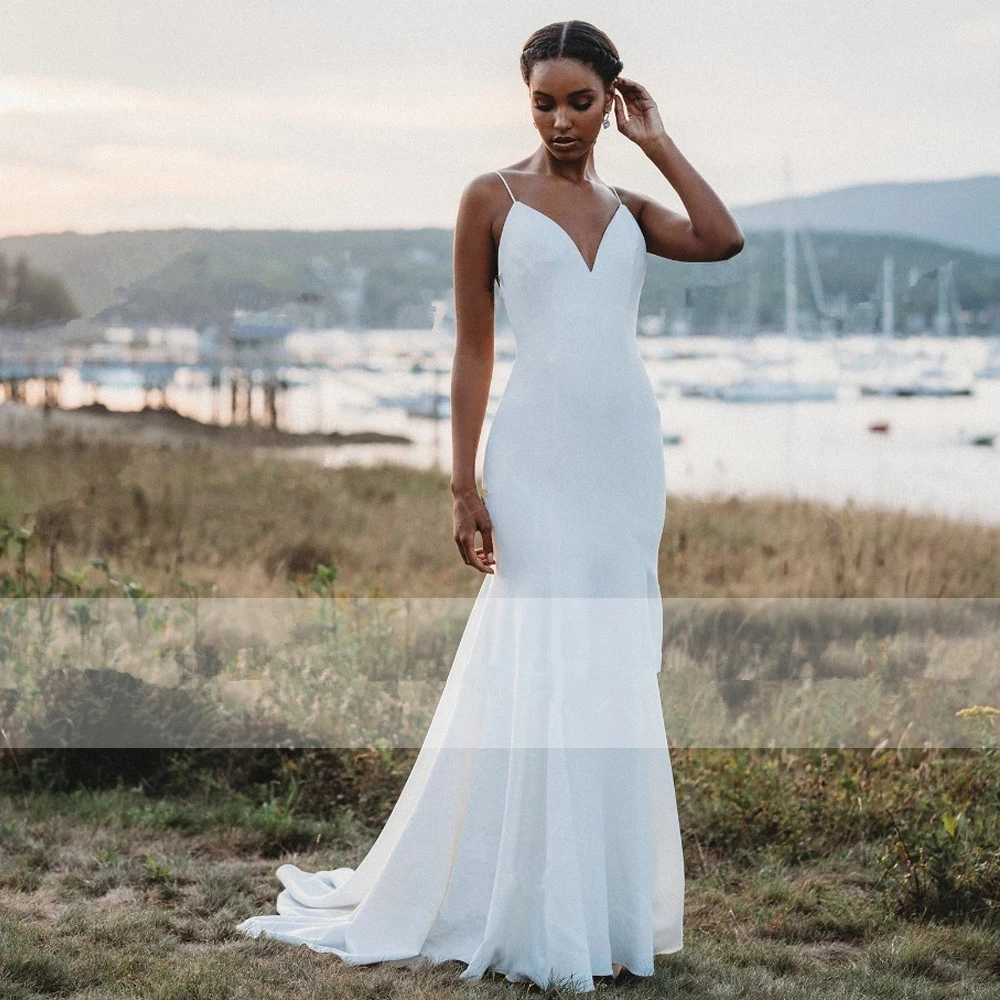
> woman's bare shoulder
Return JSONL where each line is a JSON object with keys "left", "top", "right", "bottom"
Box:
{"left": 455, "top": 172, "right": 520, "bottom": 245}
{"left": 610, "top": 184, "right": 645, "bottom": 213}
{"left": 460, "top": 169, "right": 515, "bottom": 200}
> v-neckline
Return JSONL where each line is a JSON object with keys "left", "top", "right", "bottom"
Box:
{"left": 511, "top": 200, "right": 624, "bottom": 274}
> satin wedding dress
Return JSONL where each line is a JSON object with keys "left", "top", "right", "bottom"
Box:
{"left": 235, "top": 169, "right": 685, "bottom": 992}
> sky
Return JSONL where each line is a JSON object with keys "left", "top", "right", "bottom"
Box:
{"left": 1, "top": 0, "right": 998, "bottom": 237}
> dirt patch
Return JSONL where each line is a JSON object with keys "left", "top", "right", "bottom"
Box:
{"left": 0, "top": 401, "right": 412, "bottom": 450}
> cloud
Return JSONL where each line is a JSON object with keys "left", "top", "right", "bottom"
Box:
{"left": 0, "top": 71, "right": 523, "bottom": 129}
{"left": 954, "top": 12, "right": 1000, "bottom": 44}
{"left": 1, "top": 1, "right": 998, "bottom": 234}
{"left": 0, "top": 74, "right": 177, "bottom": 115}
{"left": 0, "top": 142, "right": 333, "bottom": 234}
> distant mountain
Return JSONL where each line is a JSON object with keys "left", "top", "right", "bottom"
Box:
{"left": 2, "top": 173, "right": 999, "bottom": 335}
{"left": 731, "top": 174, "right": 1000, "bottom": 257}
{"left": 639, "top": 229, "right": 1000, "bottom": 334}
{"left": 0, "top": 229, "right": 202, "bottom": 321}
{"left": 0, "top": 228, "right": 454, "bottom": 333}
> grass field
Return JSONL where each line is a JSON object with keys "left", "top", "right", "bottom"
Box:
{"left": 1, "top": 428, "right": 999, "bottom": 997}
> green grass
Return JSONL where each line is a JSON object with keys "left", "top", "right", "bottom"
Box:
{"left": 1, "top": 785, "right": 999, "bottom": 997}
{"left": 1, "top": 432, "right": 999, "bottom": 995}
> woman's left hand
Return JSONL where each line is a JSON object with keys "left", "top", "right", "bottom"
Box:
{"left": 612, "top": 76, "right": 669, "bottom": 148}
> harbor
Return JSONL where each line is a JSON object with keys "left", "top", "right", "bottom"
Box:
{"left": 1, "top": 325, "right": 997, "bottom": 529}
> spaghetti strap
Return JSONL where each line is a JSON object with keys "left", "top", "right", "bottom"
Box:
{"left": 496, "top": 169, "right": 617, "bottom": 207}
{"left": 495, "top": 170, "right": 516, "bottom": 204}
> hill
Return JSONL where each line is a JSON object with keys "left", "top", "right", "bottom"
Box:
{"left": 1, "top": 174, "right": 998, "bottom": 334}
{"left": 731, "top": 174, "right": 1000, "bottom": 257}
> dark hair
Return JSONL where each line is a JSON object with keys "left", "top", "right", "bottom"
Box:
{"left": 520, "top": 20, "right": 623, "bottom": 91}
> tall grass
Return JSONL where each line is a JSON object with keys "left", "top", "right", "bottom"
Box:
{"left": 1, "top": 434, "right": 998, "bottom": 599}
{"left": 1, "top": 429, "right": 998, "bottom": 993}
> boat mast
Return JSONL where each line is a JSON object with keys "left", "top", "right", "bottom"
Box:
{"left": 881, "top": 255, "right": 895, "bottom": 337}
{"left": 800, "top": 228, "right": 828, "bottom": 331}
{"left": 783, "top": 155, "right": 797, "bottom": 339}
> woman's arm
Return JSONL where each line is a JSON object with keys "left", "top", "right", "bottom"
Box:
{"left": 613, "top": 77, "right": 745, "bottom": 263}
{"left": 449, "top": 174, "right": 498, "bottom": 572}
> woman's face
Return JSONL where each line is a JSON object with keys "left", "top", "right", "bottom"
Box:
{"left": 528, "top": 57, "right": 611, "bottom": 157}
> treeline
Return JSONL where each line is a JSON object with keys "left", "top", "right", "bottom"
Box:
{"left": 94, "top": 230, "right": 455, "bottom": 330}
{"left": 102, "top": 228, "right": 1000, "bottom": 334}
{"left": 0, "top": 253, "right": 79, "bottom": 328}
{"left": 3, "top": 227, "right": 998, "bottom": 334}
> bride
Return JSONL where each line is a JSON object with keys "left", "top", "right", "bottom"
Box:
{"left": 237, "top": 19, "right": 743, "bottom": 993}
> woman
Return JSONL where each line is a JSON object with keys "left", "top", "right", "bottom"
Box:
{"left": 237, "top": 20, "right": 743, "bottom": 993}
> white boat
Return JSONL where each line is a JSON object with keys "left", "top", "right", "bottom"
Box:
{"left": 859, "top": 259, "right": 974, "bottom": 397}
{"left": 678, "top": 381, "right": 721, "bottom": 399}
{"left": 974, "top": 338, "right": 1000, "bottom": 379}
{"left": 77, "top": 362, "right": 177, "bottom": 389}
{"left": 715, "top": 377, "right": 837, "bottom": 403}
{"left": 679, "top": 375, "right": 836, "bottom": 402}
{"left": 406, "top": 397, "right": 451, "bottom": 420}
{"left": 859, "top": 381, "right": 972, "bottom": 398}
{"left": 712, "top": 175, "right": 838, "bottom": 404}
{"left": 377, "top": 391, "right": 450, "bottom": 420}
{"left": 230, "top": 312, "right": 294, "bottom": 344}
{"left": 953, "top": 429, "right": 996, "bottom": 447}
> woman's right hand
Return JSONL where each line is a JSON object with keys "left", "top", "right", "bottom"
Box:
{"left": 453, "top": 488, "right": 495, "bottom": 573}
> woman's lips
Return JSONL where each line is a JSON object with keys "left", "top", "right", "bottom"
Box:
{"left": 551, "top": 137, "right": 578, "bottom": 147}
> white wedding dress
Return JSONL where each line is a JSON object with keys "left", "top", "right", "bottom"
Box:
{"left": 235, "top": 169, "right": 685, "bottom": 992}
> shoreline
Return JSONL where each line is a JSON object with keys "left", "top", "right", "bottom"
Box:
{"left": 0, "top": 400, "right": 413, "bottom": 450}
{"left": 3, "top": 400, "right": 997, "bottom": 533}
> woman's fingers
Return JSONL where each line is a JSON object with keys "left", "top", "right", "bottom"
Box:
{"left": 479, "top": 524, "right": 495, "bottom": 562}
{"left": 615, "top": 77, "right": 652, "bottom": 111}
{"left": 613, "top": 89, "right": 627, "bottom": 125}
{"left": 468, "top": 540, "right": 494, "bottom": 573}
{"left": 461, "top": 540, "right": 484, "bottom": 571}
{"left": 453, "top": 493, "right": 495, "bottom": 573}
{"left": 471, "top": 535, "right": 495, "bottom": 572}
{"left": 454, "top": 519, "right": 476, "bottom": 566}
{"left": 456, "top": 525, "right": 493, "bottom": 573}
{"left": 616, "top": 76, "right": 647, "bottom": 93}
{"left": 616, "top": 89, "right": 641, "bottom": 116}
{"left": 469, "top": 501, "right": 495, "bottom": 572}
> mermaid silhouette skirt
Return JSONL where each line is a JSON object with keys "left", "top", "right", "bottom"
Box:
{"left": 234, "top": 172, "right": 685, "bottom": 992}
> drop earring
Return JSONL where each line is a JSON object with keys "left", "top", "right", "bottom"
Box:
{"left": 602, "top": 111, "right": 611, "bottom": 130}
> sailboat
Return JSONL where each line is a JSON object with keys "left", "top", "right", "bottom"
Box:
{"left": 975, "top": 336, "right": 1000, "bottom": 379}
{"left": 859, "top": 259, "right": 973, "bottom": 397}
{"left": 713, "top": 165, "right": 837, "bottom": 403}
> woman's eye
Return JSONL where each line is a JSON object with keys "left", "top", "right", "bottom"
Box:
{"left": 534, "top": 102, "right": 593, "bottom": 111}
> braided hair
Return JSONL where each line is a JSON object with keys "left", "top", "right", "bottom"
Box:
{"left": 520, "top": 20, "right": 623, "bottom": 91}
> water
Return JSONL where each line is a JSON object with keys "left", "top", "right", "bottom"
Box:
{"left": 46, "top": 329, "right": 1000, "bottom": 528}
